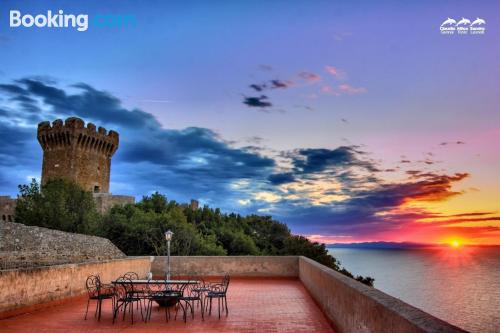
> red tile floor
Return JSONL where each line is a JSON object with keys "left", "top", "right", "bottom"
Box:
{"left": 0, "top": 278, "right": 334, "bottom": 332}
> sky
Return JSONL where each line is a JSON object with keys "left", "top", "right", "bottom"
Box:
{"left": 1, "top": 0, "right": 499, "bottom": 245}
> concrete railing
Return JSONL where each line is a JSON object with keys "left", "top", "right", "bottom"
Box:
{"left": 152, "top": 256, "right": 299, "bottom": 277}
{"left": 0, "top": 256, "right": 151, "bottom": 317}
{"left": 298, "top": 256, "right": 466, "bottom": 333}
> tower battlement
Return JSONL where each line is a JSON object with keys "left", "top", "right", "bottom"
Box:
{"left": 37, "top": 117, "right": 119, "bottom": 193}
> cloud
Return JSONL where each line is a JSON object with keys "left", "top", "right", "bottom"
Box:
{"left": 268, "top": 172, "right": 295, "bottom": 185}
{"left": 270, "top": 80, "right": 291, "bottom": 89}
{"left": 243, "top": 95, "right": 272, "bottom": 108}
{"left": 0, "top": 77, "right": 275, "bottom": 204}
{"left": 298, "top": 71, "right": 321, "bottom": 82}
{"left": 439, "top": 141, "right": 466, "bottom": 146}
{"left": 324, "top": 65, "right": 346, "bottom": 79}
{"left": 249, "top": 80, "right": 292, "bottom": 92}
{"left": 338, "top": 84, "right": 367, "bottom": 94}
{"left": 1, "top": 76, "right": 494, "bottom": 244}
{"left": 290, "top": 146, "right": 380, "bottom": 174}
{"left": 249, "top": 84, "right": 266, "bottom": 92}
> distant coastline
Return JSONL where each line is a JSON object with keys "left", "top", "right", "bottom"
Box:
{"left": 327, "top": 241, "right": 500, "bottom": 250}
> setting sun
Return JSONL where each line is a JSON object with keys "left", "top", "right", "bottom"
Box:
{"left": 451, "top": 240, "right": 461, "bottom": 248}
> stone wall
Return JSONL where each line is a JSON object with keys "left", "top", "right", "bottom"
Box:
{"left": 0, "top": 196, "right": 16, "bottom": 223}
{"left": 0, "top": 257, "right": 151, "bottom": 317}
{"left": 298, "top": 256, "right": 466, "bottom": 333}
{"left": 0, "top": 222, "right": 125, "bottom": 269}
{"left": 92, "top": 193, "right": 135, "bottom": 213}
{"left": 152, "top": 256, "right": 299, "bottom": 277}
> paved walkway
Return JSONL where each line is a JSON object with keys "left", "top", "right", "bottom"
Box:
{"left": 0, "top": 278, "right": 334, "bottom": 332}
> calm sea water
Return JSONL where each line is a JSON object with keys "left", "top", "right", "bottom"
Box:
{"left": 328, "top": 247, "right": 500, "bottom": 333}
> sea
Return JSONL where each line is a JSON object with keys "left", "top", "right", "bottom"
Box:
{"left": 328, "top": 247, "right": 500, "bottom": 333}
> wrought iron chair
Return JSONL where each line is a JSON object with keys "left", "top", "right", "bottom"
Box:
{"left": 206, "top": 273, "right": 230, "bottom": 319}
{"left": 177, "top": 277, "right": 205, "bottom": 321}
{"left": 122, "top": 271, "right": 146, "bottom": 308}
{"left": 112, "top": 277, "right": 144, "bottom": 324}
{"left": 84, "top": 275, "right": 115, "bottom": 321}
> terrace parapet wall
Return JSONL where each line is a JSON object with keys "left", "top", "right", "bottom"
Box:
{"left": 0, "top": 255, "right": 467, "bottom": 332}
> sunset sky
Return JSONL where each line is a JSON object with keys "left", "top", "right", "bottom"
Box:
{"left": 1, "top": 0, "right": 499, "bottom": 245}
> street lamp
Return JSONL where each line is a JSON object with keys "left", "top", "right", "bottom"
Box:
{"left": 165, "top": 230, "right": 173, "bottom": 280}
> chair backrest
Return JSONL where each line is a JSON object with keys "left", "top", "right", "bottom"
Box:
{"left": 115, "top": 277, "right": 134, "bottom": 299}
{"left": 183, "top": 276, "right": 202, "bottom": 296}
{"left": 221, "top": 273, "right": 230, "bottom": 293}
{"left": 85, "top": 275, "right": 101, "bottom": 297}
{"left": 123, "top": 272, "right": 139, "bottom": 280}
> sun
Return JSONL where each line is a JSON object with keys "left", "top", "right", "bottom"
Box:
{"left": 450, "top": 240, "right": 461, "bottom": 248}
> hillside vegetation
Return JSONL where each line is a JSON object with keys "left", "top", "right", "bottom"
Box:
{"left": 15, "top": 178, "right": 374, "bottom": 286}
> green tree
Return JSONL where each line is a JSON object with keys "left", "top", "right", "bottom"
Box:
{"left": 15, "top": 178, "right": 100, "bottom": 234}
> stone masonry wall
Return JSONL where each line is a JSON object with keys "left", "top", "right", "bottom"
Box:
{"left": 0, "top": 222, "right": 125, "bottom": 269}
{"left": 37, "top": 117, "right": 119, "bottom": 193}
{"left": 0, "top": 196, "right": 16, "bottom": 222}
{"left": 93, "top": 193, "right": 135, "bottom": 213}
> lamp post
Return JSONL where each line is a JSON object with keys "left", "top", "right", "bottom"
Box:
{"left": 165, "top": 230, "right": 173, "bottom": 280}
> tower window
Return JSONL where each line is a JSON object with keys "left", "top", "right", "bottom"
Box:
{"left": 94, "top": 186, "right": 100, "bottom": 193}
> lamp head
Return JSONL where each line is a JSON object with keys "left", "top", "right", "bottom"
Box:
{"left": 165, "top": 230, "right": 173, "bottom": 241}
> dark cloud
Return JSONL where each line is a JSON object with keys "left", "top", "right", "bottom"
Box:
{"left": 243, "top": 95, "right": 272, "bottom": 108}
{"left": 270, "top": 80, "right": 291, "bottom": 89}
{"left": 280, "top": 172, "right": 473, "bottom": 237}
{"left": 291, "top": 146, "right": 380, "bottom": 174}
{"left": 14, "top": 79, "right": 161, "bottom": 129}
{"left": 0, "top": 77, "right": 275, "bottom": 202}
{"left": 268, "top": 172, "right": 295, "bottom": 185}
{"left": 249, "top": 84, "right": 266, "bottom": 92}
{"left": 249, "top": 80, "right": 291, "bottom": 92}
{"left": 440, "top": 141, "right": 466, "bottom": 146}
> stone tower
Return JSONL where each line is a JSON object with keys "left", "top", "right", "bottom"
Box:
{"left": 37, "top": 117, "right": 119, "bottom": 193}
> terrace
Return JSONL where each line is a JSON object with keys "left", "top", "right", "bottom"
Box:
{"left": 0, "top": 256, "right": 466, "bottom": 332}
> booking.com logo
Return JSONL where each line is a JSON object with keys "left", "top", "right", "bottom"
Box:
{"left": 9, "top": 10, "right": 136, "bottom": 32}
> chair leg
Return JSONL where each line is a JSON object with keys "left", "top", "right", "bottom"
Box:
{"left": 201, "top": 298, "right": 204, "bottom": 320}
{"left": 123, "top": 302, "right": 127, "bottom": 321}
{"left": 218, "top": 297, "right": 221, "bottom": 319}
{"left": 131, "top": 301, "right": 134, "bottom": 324}
{"left": 225, "top": 296, "right": 228, "bottom": 316}
{"left": 84, "top": 298, "right": 90, "bottom": 320}
{"left": 97, "top": 299, "right": 100, "bottom": 321}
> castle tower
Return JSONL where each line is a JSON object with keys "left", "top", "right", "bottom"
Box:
{"left": 37, "top": 117, "right": 119, "bottom": 193}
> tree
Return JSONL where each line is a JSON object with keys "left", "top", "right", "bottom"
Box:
{"left": 15, "top": 178, "right": 100, "bottom": 234}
